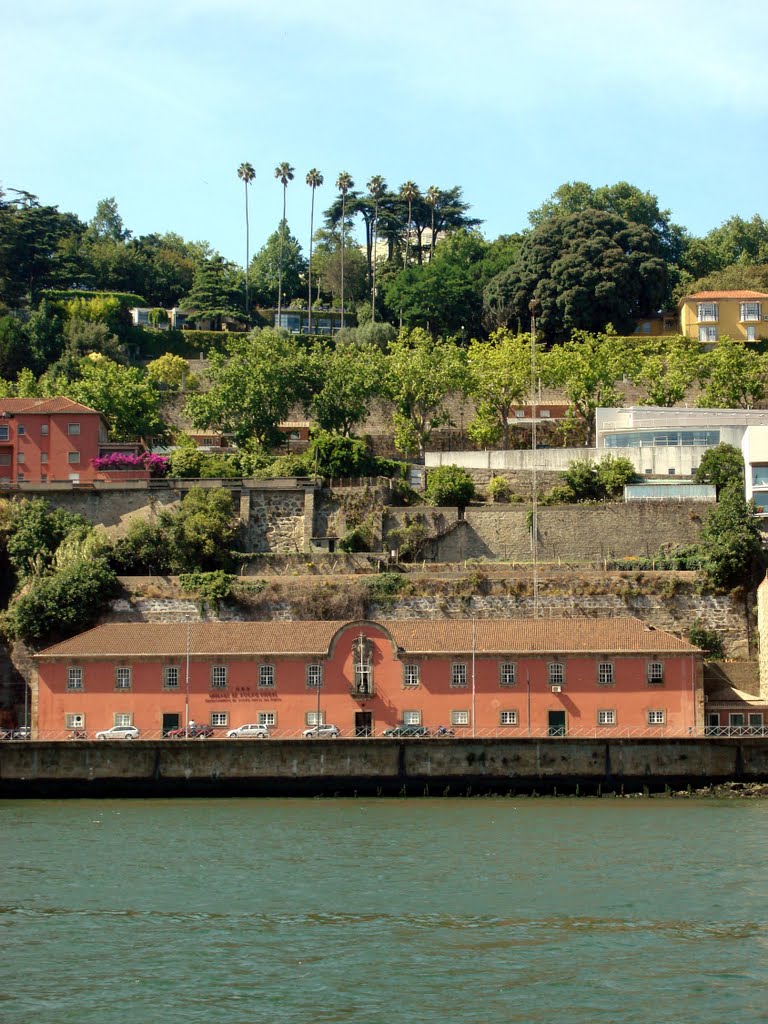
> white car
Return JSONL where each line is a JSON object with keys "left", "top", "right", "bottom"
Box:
{"left": 302, "top": 724, "right": 341, "bottom": 738}
{"left": 226, "top": 723, "right": 270, "bottom": 739}
{"left": 95, "top": 725, "right": 140, "bottom": 741}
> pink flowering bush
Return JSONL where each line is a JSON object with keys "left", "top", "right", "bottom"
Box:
{"left": 91, "top": 452, "right": 169, "bottom": 476}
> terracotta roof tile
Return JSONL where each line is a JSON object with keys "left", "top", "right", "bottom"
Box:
{"left": 35, "top": 617, "right": 699, "bottom": 660}
{"left": 0, "top": 397, "right": 103, "bottom": 416}
{"left": 682, "top": 291, "right": 768, "bottom": 301}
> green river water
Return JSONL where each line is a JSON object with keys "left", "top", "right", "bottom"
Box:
{"left": 1, "top": 797, "right": 766, "bottom": 1023}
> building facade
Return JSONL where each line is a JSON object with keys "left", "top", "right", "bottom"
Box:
{"left": 678, "top": 290, "right": 768, "bottom": 346}
{"left": 0, "top": 398, "right": 109, "bottom": 485}
{"left": 34, "top": 618, "right": 703, "bottom": 740}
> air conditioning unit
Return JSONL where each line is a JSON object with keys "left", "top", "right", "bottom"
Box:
{"left": 550, "top": 684, "right": 562, "bottom": 693}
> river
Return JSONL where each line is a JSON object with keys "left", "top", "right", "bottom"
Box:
{"left": 1, "top": 797, "right": 766, "bottom": 1023}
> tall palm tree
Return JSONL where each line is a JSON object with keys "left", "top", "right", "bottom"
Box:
{"left": 237, "top": 162, "right": 256, "bottom": 314}
{"left": 274, "top": 161, "right": 294, "bottom": 324}
{"left": 367, "top": 175, "right": 386, "bottom": 322}
{"left": 305, "top": 168, "right": 324, "bottom": 336}
{"left": 335, "top": 171, "right": 354, "bottom": 329}
{"left": 425, "top": 185, "right": 440, "bottom": 262}
{"left": 399, "top": 181, "right": 420, "bottom": 268}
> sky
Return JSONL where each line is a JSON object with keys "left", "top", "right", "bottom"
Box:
{"left": 2, "top": 0, "right": 768, "bottom": 266}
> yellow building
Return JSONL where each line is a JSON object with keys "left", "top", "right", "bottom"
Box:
{"left": 678, "top": 290, "right": 768, "bottom": 347}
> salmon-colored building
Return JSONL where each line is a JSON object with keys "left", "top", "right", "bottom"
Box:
{"left": 33, "top": 618, "right": 703, "bottom": 740}
{"left": 0, "top": 397, "right": 109, "bottom": 485}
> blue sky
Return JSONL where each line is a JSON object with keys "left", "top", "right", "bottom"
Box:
{"left": 2, "top": 0, "right": 767, "bottom": 266}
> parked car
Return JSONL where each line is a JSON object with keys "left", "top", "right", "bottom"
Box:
{"left": 302, "top": 724, "right": 341, "bottom": 738}
{"left": 167, "top": 723, "right": 214, "bottom": 739}
{"left": 95, "top": 725, "right": 141, "bottom": 741}
{"left": 382, "top": 725, "right": 431, "bottom": 738}
{"left": 226, "top": 723, "right": 270, "bottom": 739}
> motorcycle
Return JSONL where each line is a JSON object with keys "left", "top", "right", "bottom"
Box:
{"left": 69, "top": 729, "right": 88, "bottom": 740}
{"left": 433, "top": 726, "right": 455, "bottom": 738}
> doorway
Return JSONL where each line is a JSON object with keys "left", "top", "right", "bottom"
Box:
{"left": 355, "top": 712, "right": 373, "bottom": 737}
{"left": 548, "top": 710, "right": 566, "bottom": 737}
{"left": 162, "top": 713, "right": 180, "bottom": 736}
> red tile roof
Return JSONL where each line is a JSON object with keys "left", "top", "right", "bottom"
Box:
{"left": 682, "top": 291, "right": 768, "bottom": 301}
{"left": 35, "top": 618, "right": 699, "bottom": 659}
{"left": 0, "top": 397, "right": 103, "bottom": 416}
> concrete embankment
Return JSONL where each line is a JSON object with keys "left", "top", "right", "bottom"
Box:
{"left": 3, "top": 738, "right": 768, "bottom": 797}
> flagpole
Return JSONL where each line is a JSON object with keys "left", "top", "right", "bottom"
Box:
{"left": 185, "top": 621, "right": 191, "bottom": 734}
{"left": 471, "top": 618, "right": 476, "bottom": 737}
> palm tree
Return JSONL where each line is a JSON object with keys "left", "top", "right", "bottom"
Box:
{"left": 367, "top": 175, "right": 386, "bottom": 322}
{"left": 237, "top": 162, "right": 256, "bottom": 314}
{"left": 425, "top": 185, "right": 440, "bottom": 262}
{"left": 274, "top": 161, "right": 294, "bottom": 324}
{"left": 335, "top": 171, "right": 354, "bottom": 329}
{"left": 305, "top": 168, "right": 324, "bottom": 336}
{"left": 399, "top": 181, "right": 420, "bottom": 269}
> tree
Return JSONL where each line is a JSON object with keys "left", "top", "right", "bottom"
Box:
{"left": 159, "top": 488, "right": 238, "bottom": 572}
{"left": 399, "top": 181, "right": 420, "bottom": 270}
{"left": 694, "top": 444, "right": 745, "bottom": 495}
{"left": 0, "top": 315, "right": 34, "bottom": 379}
{"left": 425, "top": 185, "right": 440, "bottom": 261}
{"left": 485, "top": 209, "right": 668, "bottom": 340}
{"left": 634, "top": 336, "right": 700, "bottom": 406}
{"left": 425, "top": 465, "right": 476, "bottom": 507}
{"left": 385, "top": 329, "right": 466, "bottom": 456}
{"left": 465, "top": 329, "right": 533, "bottom": 448}
{"left": 308, "top": 340, "right": 385, "bottom": 435}
{"left": 52, "top": 357, "right": 164, "bottom": 441}
{"left": 547, "top": 330, "right": 628, "bottom": 445}
{"left": 237, "top": 162, "right": 256, "bottom": 314}
{"left": 305, "top": 169, "right": 324, "bottom": 333}
{"left": 179, "top": 255, "right": 242, "bottom": 328}
{"left": 86, "top": 197, "right": 130, "bottom": 243}
{"left": 367, "top": 175, "right": 387, "bottom": 320}
{"left": 307, "top": 430, "right": 376, "bottom": 478}
{"left": 274, "top": 162, "right": 295, "bottom": 323}
{"left": 697, "top": 338, "right": 768, "bottom": 408}
{"left": 334, "top": 172, "right": 354, "bottom": 326}
{"left": 249, "top": 223, "right": 305, "bottom": 307}
{"left": 5, "top": 498, "right": 91, "bottom": 580}
{"left": 698, "top": 483, "right": 764, "bottom": 590}
{"left": 409, "top": 185, "right": 481, "bottom": 264}
{"left": 313, "top": 244, "right": 367, "bottom": 307}
{"left": 146, "top": 353, "right": 191, "bottom": 391}
{"left": 185, "top": 328, "right": 309, "bottom": 447}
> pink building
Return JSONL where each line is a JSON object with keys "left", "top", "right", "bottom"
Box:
{"left": 34, "top": 617, "right": 703, "bottom": 740}
{"left": 0, "top": 398, "right": 109, "bottom": 485}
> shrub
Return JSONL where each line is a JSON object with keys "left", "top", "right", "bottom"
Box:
{"left": 91, "top": 452, "right": 169, "bottom": 476}
{"left": 595, "top": 455, "right": 636, "bottom": 498}
{"left": 487, "top": 476, "right": 512, "bottom": 502}
{"left": 178, "top": 570, "right": 235, "bottom": 611}
{"left": 425, "top": 465, "right": 476, "bottom": 507}
{"left": 694, "top": 443, "right": 745, "bottom": 495}
{"left": 365, "top": 572, "right": 407, "bottom": 602}
{"left": 6, "top": 499, "right": 92, "bottom": 580}
{"left": 308, "top": 431, "right": 377, "bottom": 479}
{"left": 687, "top": 622, "right": 725, "bottom": 660}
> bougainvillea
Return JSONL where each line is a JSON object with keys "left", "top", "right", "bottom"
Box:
{"left": 91, "top": 452, "right": 169, "bottom": 476}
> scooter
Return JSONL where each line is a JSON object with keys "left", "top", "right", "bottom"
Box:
{"left": 433, "top": 726, "right": 455, "bottom": 738}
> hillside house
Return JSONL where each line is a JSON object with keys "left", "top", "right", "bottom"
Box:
{"left": 0, "top": 398, "right": 109, "bottom": 485}
{"left": 678, "top": 291, "right": 768, "bottom": 347}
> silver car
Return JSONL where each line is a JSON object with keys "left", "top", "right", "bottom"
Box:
{"left": 302, "top": 724, "right": 340, "bottom": 738}
{"left": 95, "top": 725, "right": 140, "bottom": 740}
{"left": 226, "top": 723, "right": 270, "bottom": 739}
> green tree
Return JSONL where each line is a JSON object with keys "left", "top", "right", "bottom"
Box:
{"left": 367, "top": 175, "right": 387, "bottom": 320}
{"left": 160, "top": 488, "right": 238, "bottom": 572}
{"left": 465, "top": 329, "right": 533, "bottom": 448}
{"left": 179, "top": 255, "right": 242, "bottom": 329}
{"left": 86, "top": 197, "right": 130, "bottom": 243}
{"left": 425, "top": 464, "right": 476, "bottom": 507}
{"left": 5, "top": 498, "right": 91, "bottom": 580}
{"left": 694, "top": 443, "right": 745, "bottom": 495}
{"left": 634, "top": 336, "right": 700, "bottom": 406}
{"left": 185, "top": 328, "right": 309, "bottom": 447}
{"left": 274, "top": 161, "right": 295, "bottom": 322}
{"left": 308, "top": 340, "right": 384, "bottom": 435}
{"left": 385, "top": 329, "right": 466, "bottom": 456}
{"left": 237, "top": 162, "right": 256, "bottom": 314}
{"left": 336, "top": 171, "right": 354, "bottom": 326}
{"left": 0, "top": 315, "right": 34, "bottom": 378}
{"left": 249, "top": 223, "right": 305, "bottom": 308}
{"left": 146, "top": 353, "right": 191, "bottom": 391}
{"left": 307, "top": 430, "right": 376, "bottom": 478}
{"left": 305, "top": 169, "right": 324, "bottom": 333}
{"left": 399, "top": 181, "right": 420, "bottom": 272}
{"left": 547, "top": 330, "right": 628, "bottom": 445}
{"left": 698, "top": 483, "right": 764, "bottom": 590}
{"left": 697, "top": 338, "right": 768, "bottom": 408}
{"left": 52, "top": 356, "right": 164, "bottom": 441}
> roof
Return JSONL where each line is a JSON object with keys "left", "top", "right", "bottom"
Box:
{"left": 0, "top": 397, "right": 103, "bottom": 416}
{"left": 681, "top": 291, "right": 768, "bottom": 302}
{"left": 35, "top": 617, "right": 700, "bottom": 660}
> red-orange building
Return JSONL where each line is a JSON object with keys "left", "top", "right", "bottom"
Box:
{"left": 0, "top": 398, "right": 109, "bottom": 485}
{"left": 34, "top": 618, "right": 703, "bottom": 739}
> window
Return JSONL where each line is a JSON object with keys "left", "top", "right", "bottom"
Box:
{"left": 163, "top": 666, "right": 180, "bottom": 689}
{"left": 211, "top": 665, "right": 228, "bottom": 688}
{"left": 647, "top": 710, "right": 666, "bottom": 725}
{"left": 17, "top": 472, "right": 24, "bottom": 481}
{"left": 729, "top": 713, "right": 745, "bottom": 728}
{"left": 65, "top": 713, "right": 85, "bottom": 730}
{"left": 67, "top": 452, "right": 80, "bottom": 464}
{"left": 515, "top": 409, "right": 525, "bottom": 418}
{"left": 740, "top": 301, "right": 761, "bottom": 321}
{"left": 17, "top": 425, "right": 25, "bottom": 435}
{"left": 305, "top": 711, "right": 325, "bottom": 726}
{"left": 41, "top": 453, "right": 48, "bottom": 464}
{"left": 647, "top": 662, "right": 664, "bottom": 684}
{"left": 0, "top": 454, "right": 10, "bottom": 466}
{"left": 540, "top": 409, "right": 551, "bottom": 418}
{"left": 67, "top": 422, "right": 81, "bottom": 435}
{"left": 0, "top": 426, "right": 8, "bottom": 441}
{"left": 403, "top": 664, "right": 420, "bottom": 687}
{"left": 698, "top": 325, "right": 717, "bottom": 343}
{"left": 451, "top": 663, "right": 467, "bottom": 688}
{"left": 40, "top": 424, "right": 48, "bottom": 436}
{"left": 697, "top": 302, "right": 718, "bottom": 322}
{"left": 749, "top": 713, "right": 764, "bottom": 729}
{"left": 114, "top": 713, "right": 132, "bottom": 727}
{"left": 499, "top": 710, "right": 518, "bottom": 726}
{"left": 67, "top": 666, "right": 83, "bottom": 690}
{"left": 16, "top": 452, "right": 24, "bottom": 463}
{"left": 306, "top": 664, "right": 323, "bottom": 689}
{"left": 451, "top": 710, "right": 470, "bottom": 727}
{"left": 258, "top": 712, "right": 276, "bottom": 727}
{"left": 667, "top": 468, "right": 676, "bottom": 476}
{"left": 259, "top": 665, "right": 275, "bottom": 688}
{"left": 115, "top": 667, "right": 131, "bottom": 690}
{"left": 705, "top": 712, "right": 720, "bottom": 734}
{"left": 597, "top": 709, "right": 616, "bottom": 726}
{"left": 746, "top": 325, "right": 757, "bottom": 341}
{"left": 499, "top": 662, "right": 516, "bottom": 687}
{"left": 211, "top": 712, "right": 229, "bottom": 727}
{"left": 597, "top": 662, "right": 614, "bottom": 686}
{"left": 548, "top": 663, "right": 565, "bottom": 686}
{"left": 403, "top": 710, "right": 422, "bottom": 725}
